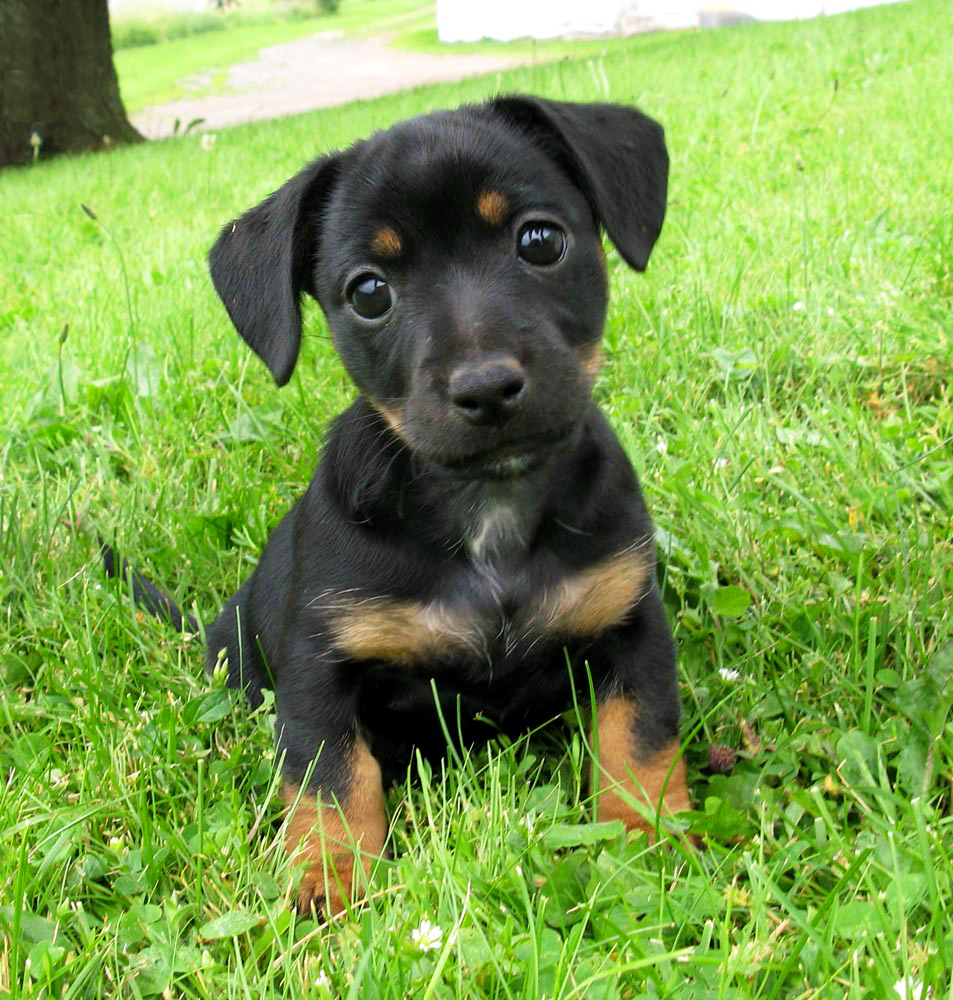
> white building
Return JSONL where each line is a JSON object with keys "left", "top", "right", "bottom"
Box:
{"left": 436, "top": 0, "right": 903, "bottom": 42}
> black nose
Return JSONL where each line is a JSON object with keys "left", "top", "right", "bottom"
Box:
{"left": 448, "top": 360, "right": 527, "bottom": 426}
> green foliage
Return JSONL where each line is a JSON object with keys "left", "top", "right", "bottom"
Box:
{"left": 1, "top": 0, "right": 952, "bottom": 995}
{"left": 112, "top": 12, "right": 230, "bottom": 51}
{"left": 113, "top": 0, "right": 434, "bottom": 112}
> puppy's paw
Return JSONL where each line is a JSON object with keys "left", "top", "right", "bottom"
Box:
{"left": 282, "top": 744, "right": 388, "bottom": 918}
{"left": 294, "top": 855, "right": 356, "bottom": 918}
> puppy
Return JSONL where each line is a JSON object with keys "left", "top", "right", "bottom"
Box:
{"left": 203, "top": 95, "right": 688, "bottom": 915}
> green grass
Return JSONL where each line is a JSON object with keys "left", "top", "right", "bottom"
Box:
{"left": 114, "top": 0, "right": 433, "bottom": 111}
{"left": 113, "top": 0, "right": 651, "bottom": 115}
{"left": 2, "top": 0, "right": 953, "bottom": 995}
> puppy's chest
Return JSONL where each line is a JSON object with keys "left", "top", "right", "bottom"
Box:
{"left": 314, "top": 541, "right": 651, "bottom": 670}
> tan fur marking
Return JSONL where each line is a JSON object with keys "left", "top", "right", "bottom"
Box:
{"left": 366, "top": 397, "right": 410, "bottom": 444}
{"left": 282, "top": 739, "right": 387, "bottom": 915}
{"left": 596, "top": 241, "right": 608, "bottom": 275}
{"left": 326, "top": 546, "right": 651, "bottom": 664}
{"left": 326, "top": 598, "right": 480, "bottom": 664}
{"left": 530, "top": 545, "right": 651, "bottom": 638}
{"left": 476, "top": 189, "right": 509, "bottom": 226}
{"left": 370, "top": 226, "right": 402, "bottom": 257}
{"left": 578, "top": 342, "right": 604, "bottom": 387}
{"left": 592, "top": 697, "right": 690, "bottom": 835}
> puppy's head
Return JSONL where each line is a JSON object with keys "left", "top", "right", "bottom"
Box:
{"left": 209, "top": 97, "right": 668, "bottom": 479}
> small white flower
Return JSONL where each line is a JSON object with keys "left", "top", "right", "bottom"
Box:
{"left": 893, "top": 980, "right": 925, "bottom": 1000}
{"left": 201, "top": 133, "right": 217, "bottom": 151}
{"left": 313, "top": 969, "right": 332, "bottom": 989}
{"left": 793, "top": 300, "right": 805, "bottom": 312}
{"left": 893, "top": 980, "right": 929, "bottom": 1000}
{"left": 718, "top": 667, "right": 741, "bottom": 682}
{"left": 655, "top": 438, "right": 669, "bottom": 455}
{"left": 714, "top": 457, "right": 728, "bottom": 470}
{"left": 411, "top": 919, "right": 444, "bottom": 953}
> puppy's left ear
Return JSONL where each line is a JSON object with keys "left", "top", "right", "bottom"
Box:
{"left": 208, "top": 153, "right": 342, "bottom": 387}
{"left": 488, "top": 96, "right": 669, "bottom": 271}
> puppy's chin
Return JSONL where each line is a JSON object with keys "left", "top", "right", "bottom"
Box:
{"left": 438, "top": 450, "right": 546, "bottom": 481}
{"left": 417, "top": 423, "right": 578, "bottom": 482}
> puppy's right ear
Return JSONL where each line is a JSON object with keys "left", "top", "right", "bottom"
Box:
{"left": 208, "top": 154, "right": 341, "bottom": 387}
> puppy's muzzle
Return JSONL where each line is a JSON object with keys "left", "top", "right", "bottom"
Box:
{"left": 448, "top": 358, "right": 527, "bottom": 427}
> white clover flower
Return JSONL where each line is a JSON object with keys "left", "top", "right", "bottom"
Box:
{"left": 893, "top": 980, "right": 928, "bottom": 1000}
{"left": 718, "top": 667, "right": 741, "bottom": 682}
{"left": 655, "top": 438, "right": 668, "bottom": 455}
{"left": 793, "top": 300, "right": 805, "bottom": 312}
{"left": 714, "top": 457, "right": 728, "bottom": 470}
{"left": 411, "top": 919, "right": 444, "bottom": 953}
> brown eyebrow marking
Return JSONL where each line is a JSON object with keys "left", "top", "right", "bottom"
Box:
{"left": 370, "top": 226, "right": 402, "bottom": 257}
{"left": 476, "top": 190, "right": 509, "bottom": 226}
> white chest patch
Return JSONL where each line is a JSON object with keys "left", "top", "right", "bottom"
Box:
{"left": 465, "top": 501, "right": 528, "bottom": 564}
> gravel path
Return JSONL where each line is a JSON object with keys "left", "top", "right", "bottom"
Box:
{"left": 131, "top": 30, "right": 528, "bottom": 138}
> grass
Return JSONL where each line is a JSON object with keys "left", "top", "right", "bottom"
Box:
{"left": 2, "top": 0, "right": 953, "bottom": 995}
{"left": 113, "top": 0, "right": 658, "bottom": 115}
{"left": 113, "top": 0, "right": 435, "bottom": 111}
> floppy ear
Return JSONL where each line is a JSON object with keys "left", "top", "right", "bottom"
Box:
{"left": 487, "top": 96, "right": 668, "bottom": 271}
{"left": 208, "top": 154, "right": 341, "bottom": 386}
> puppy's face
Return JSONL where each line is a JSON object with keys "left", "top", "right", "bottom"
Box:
{"left": 208, "top": 97, "right": 669, "bottom": 480}
{"left": 316, "top": 113, "right": 608, "bottom": 477}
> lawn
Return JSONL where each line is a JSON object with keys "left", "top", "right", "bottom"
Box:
{"left": 113, "top": 0, "right": 645, "bottom": 114}
{"left": 1, "top": 0, "right": 952, "bottom": 996}
{"left": 114, "top": 0, "right": 436, "bottom": 111}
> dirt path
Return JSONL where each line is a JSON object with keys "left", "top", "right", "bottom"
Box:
{"left": 131, "top": 31, "right": 528, "bottom": 138}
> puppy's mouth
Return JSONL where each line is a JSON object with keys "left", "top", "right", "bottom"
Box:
{"left": 425, "top": 425, "right": 576, "bottom": 480}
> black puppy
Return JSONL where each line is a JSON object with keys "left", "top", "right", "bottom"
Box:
{"left": 200, "top": 95, "right": 688, "bottom": 914}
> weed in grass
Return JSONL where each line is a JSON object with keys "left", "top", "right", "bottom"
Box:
{"left": 2, "top": 0, "right": 952, "bottom": 996}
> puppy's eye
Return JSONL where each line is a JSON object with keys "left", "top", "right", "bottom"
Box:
{"left": 517, "top": 222, "right": 567, "bottom": 267}
{"left": 347, "top": 274, "right": 393, "bottom": 319}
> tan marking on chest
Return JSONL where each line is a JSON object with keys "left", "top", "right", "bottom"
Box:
{"left": 528, "top": 545, "right": 652, "bottom": 637}
{"left": 326, "top": 597, "right": 484, "bottom": 664}
{"left": 476, "top": 189, "right": 509, "bottom": 226}
{"left": 322, "top": 545, "right": 651, "bottom": 665}
{"left": 370, "top": 226, "right": 402, "bottom": 257}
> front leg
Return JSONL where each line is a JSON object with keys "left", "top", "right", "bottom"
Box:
{"left": 590, "top": 587, "right": 691, "bottom": 834}
{"left": 278, "top": 664, "right": 388, "bottom": 915}
{"left": 281, "top": 735, "right": 387, "bottom": 916}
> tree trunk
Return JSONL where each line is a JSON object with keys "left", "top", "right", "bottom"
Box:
{"left": 1, "top": 0, "right": 142, "bottom": 166}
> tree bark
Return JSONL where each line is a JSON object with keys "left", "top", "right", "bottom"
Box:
{"left": 1, "top": 0, "right": 142, "bottom": 166}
